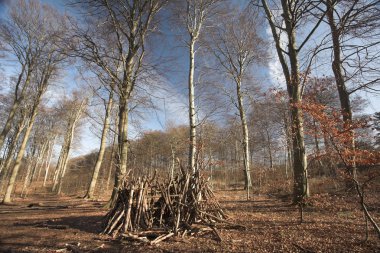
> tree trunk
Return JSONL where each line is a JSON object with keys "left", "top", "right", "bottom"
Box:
{"left": 106, "top": 131, "right": 117, "bottom": 192}
{"left": 0, "top": 68, "right": 32, "bottom": 150}
{"left": 54, "top": 116, "right": 80, "bottom": 195}
{"left": 262, "top": 0, "right": 309, "bottom": 203}
{"left": 290, "top": 104, "right": 309, "bottom": 202}
{"left": 52, "top": 99, "right": 85, "bottom": 194}
{"left": 283, "top": 0, "right": 309, "bottom": 203}
{"left": 108, "top": 98, "right": 129, "bottom": 207}
{"left": 313, "top": 119, "right": 320, "bottom": 153}
{"left": 31, "top": 141, "right": 48, "bottom": 183}
{"left": 52, "top": 147, "right": 65, "bottom": 191}
{"left": 21, "top": 158, "right": 34, "bottom": 197}
{"left": 0, "top": 117, "right": 27, "bottom": 178}
{"left": 236, "top": 80, "right": 252, "bottom": 199}
{"left": 188, "top": 38, "right": 197, "bottom": 172}
{"left": 43, "top": 137, "right": 56, "bottom": 187}
{"left": 326, "top": 0, "right": 356, "bottom": 179}
{"left": 2, "top": 108, "right": 38, "bottom": 204}
{"left": 84, "top": 91, "right": 113, "bottom": 199}
{"left": 35, "top": 141, "right": 49, "bottom": 181}
{"left": 55, "top": 129, "right": 75, "bottom": 195}
{"left": 265, "top": 127, "right": 273, "bottom": 170}
{"left": 170, "top": 143, "right": 176, "bottom": 181}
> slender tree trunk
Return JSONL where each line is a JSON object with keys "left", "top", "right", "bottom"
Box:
{"left": 54, "top": 116, "right": 80, "bottom": 195}
{"left": 52, "top": 148, "right": 64, "bottom": 191}
{"left": 170, "top": 143, "right": 176, "bottom": 181}
{"left": 2, "top": 108, "right": 38, "bottom": 204}
{"left": 265, "top": 127, "right": 274, "bottom": 170}
{"left": 21, "top": 158, "right": 34, "bottom": 197}
{"left": 326, "top": 0, "right": 356, "bottom": 179}
{"left": 53, "top": 99, "right": 86, "bottom": 194}
{"left": 35, "top": 141, "right": 48, "bottom": 181}
{"left": 0, "top": 139, "right": 11, "bottom": 175}
{"left": 0, "top": 117, "right": 27, "bottom": 178}
{"left": 283, "top": 109, "right": 292, "bottom": 178}
{"left": 284, "top": 144, "right": 288, "bottom": 178}
{"left": 0, "top": 68, "right": 32, "bottom": 150}
{"left": 84, "top": 92, "right": 113, "bottom": 199}
{"left": 31, "top": 141, "right": 47, "bottom": 183}
{"left": 106, "top": 131, "right": 117, "bottom": 192}
{"left": 236, "top": 80, "right": 252, "bottom": 199}
{"left": 188, "top": 39, "right": 197, "bottom": 172}
{"left": 55, "top": 131, "right": 75, "bottom": 195}
{"left": 313, "top": 119, "right": 320, "bottom": 153}
{"left": 43, "top": 137, "right": 55, "bottom": 187}
{"left": 56, "top": 150, "right": 70, "bottom": 195}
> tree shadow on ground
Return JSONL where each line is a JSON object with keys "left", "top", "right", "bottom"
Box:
{"left": 47, "top": 215, "right": 105, "bottom": 234}
{"left": 13, "top": 214, "right": 105, "bottom": 234}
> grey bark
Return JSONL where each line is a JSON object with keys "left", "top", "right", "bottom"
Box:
{"left": 188, "top": 38, "right": 197, "bottom": 172}
{"left": 325, "top": 0, "right": 356, "bottom": 179}
{"left": 261, "top": 0, "right": 324, "bottom": 202}
{"left": 2, "top": 103, "right": 39, "bottom": 203}
{"left": 0, "top": 69, "right": 33, "bottom": 150}
{"left": 84, "top": 91, "right": 113, "bottom": 199}
{"left": 70, "top": 1, "right": 163, "bottom": 208}
{"left": 236, "top": 80, "right": 253, "bottom": 198}
{"left": 43, "top": 137, "right": 56, "bottom": 187}
{"left": 106, "top": 131, "right": 117, "bottom": 192}
{"left": 0, "top": 116, "right": 27, "bottom": 177}
{"left": 265, "top": 127, "right": 273, "bottom": 170}
{"left": 53, "top": 98, "right": 86, "bottom": 195}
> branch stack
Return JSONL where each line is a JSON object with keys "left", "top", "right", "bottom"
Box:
{"left": 102, "top": 171, "right": 228, "bottom": 243}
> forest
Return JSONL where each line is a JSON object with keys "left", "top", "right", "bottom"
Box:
{"left": 0, "top": 0, "right": 379, "bottom": 252}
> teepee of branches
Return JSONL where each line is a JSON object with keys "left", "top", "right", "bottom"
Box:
{"left": 102, "top": 168, "right": 232, "bottom": 244}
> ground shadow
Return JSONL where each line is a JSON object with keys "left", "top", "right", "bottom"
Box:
{"left": 48, "top": 215, "right": 105, "bottom": 234}
{"left": 12, "top": 214, "right": 105, "bottom": 234}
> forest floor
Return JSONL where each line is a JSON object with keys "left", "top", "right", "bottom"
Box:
{"left": 0, "top": 189, "right": 379, "bottom": 253}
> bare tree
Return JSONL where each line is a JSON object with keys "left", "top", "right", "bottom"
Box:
{"left": 3, "top": 73, "right": 55, "bottom": 203}
{"left": 84, "top": 88, "right": 114, "bottom": 199}
{"left": 259, "top": 0, "right": 326, "bottom": 203}
{"left": 321, "top": 0, "right": 380, "bottom": 179}
{"left": 0, "top": 0, "right": 49, "bottom": 150}
{"left": 1, "top": 1, "right": 68, "bottom": 203}
{"left": 206, "top": 7, "right": 266, "bottom": 198}
{"left": 52, "top": 94, "right": 87, "bottom": 195}
{"left": 19, "top": 107, "right": 60, "bottom": 196}
{"left": 67, "top": 0, "right": 165, "bottom": 207}
{"left": 179, "top": 0, "right": 220, "bottom": 172}
{"left": 0, "top": 105, "right": 28, "bottom": 177}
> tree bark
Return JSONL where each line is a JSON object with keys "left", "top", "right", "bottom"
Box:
{"left": 108, "top": 98, "right": 129, "bottom": 207}
{"left": 43, "top": 137, "right": 56, "bottom": 187}
{"left": 53, "top": 100, "right": 85, "bottom": 195}
{"left": 286, "top": 12, "right": 309, "bottom": 202}
{"left": 265, "top": 127, "right": 273, "bottom": 170}
{"left": 0, "top": 117, "right": 27, "bottom": 178}
{"left": 106, "top": 130, "right": 117, "bottom": 192}
{"left": 0, "top": 69, "right": 32, "bottom": 150}
{"left": 2, "top": 106, "right": 38, "bottom": 204}
{"left": 188, "top": 38, "right": 197, "bottom": 172}
{"left": 84, "top": 91, "right": 113, "bottom": 199}
{"left": 262, "top": 0, "right": 309, "bottom": 203}
{"left": 236, "top": 80, "right": 252, "bottom": 198}
{"left": 325, "top": 0, "right": 356, "bottom": 179}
